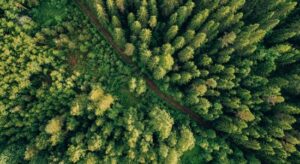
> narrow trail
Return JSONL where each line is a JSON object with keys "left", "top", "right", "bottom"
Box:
{"left": 74, "top": 0, "right": 211, "bottom": 128}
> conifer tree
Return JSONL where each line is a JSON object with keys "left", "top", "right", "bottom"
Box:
{"left": 165, "top": 25, "right": 179, "bottom": 42}
{"left": 178, "top": 46, "right": 195, "bottom": 62}
{"left": 188, "top": 9, "right": 210, "bottom": 30}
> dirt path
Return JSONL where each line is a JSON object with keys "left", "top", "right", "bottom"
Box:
{"left": 74, "top": 0, "right": 211, "bottom": 128}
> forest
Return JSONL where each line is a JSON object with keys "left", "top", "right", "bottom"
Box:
{"left": 0, "top": 0, "right": 300, "bottom": 163}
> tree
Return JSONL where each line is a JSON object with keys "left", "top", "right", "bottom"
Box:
{"left": 172, "top": 36, "right": 185, "bottom": 50}
{"left": 113, "top": 28, "right": 126, "bottom": 46}
{"left": 115, "top": 0, "right": 125, "bottom": 13}
{"left": 218, "top": 32, "right": 237, "bottom": 48}
{"left": 165, "top": 149, "right": 179, "bottom": 164}
{"left": 165, "top": 25, "right": 179, "bottom": 42}
{"left": 160, "top": 0, "right": 181, "bottom": 17}
{"left": 124, "top": 43, "right": 135, "bottom": 56}
{"left": 190, "top": 33, "right": 207, "bottom": 49}
{"left": 139, "top": 28, "right": 152, "bottom": 44}
{"left": 127, "top": 12, "right": 135, "bottom": 25}
{"left": 177, "top": 126, "right": 195, "bottom": 153}
{"left": 153, "top": 66, "right": 167, "bottom": 80}
{"left": 94, "top": 1, "right": 108, "bottom": 24}
{"left": 184, "top": 30, "right": 196, "bottom": 43}
{"left": 138, "top": 6, "right": 148, "bottom": 26}
{"left": 131, "top": 21, "right": 142, "bottom": 34}
{"left": 188, "top": 9, "right": 210, "bottom": 30}
{"left": 149, "top": 107, "right": 174, "bottom": 140}
{"left": 160, "top": 53, "right": 174, "bottom": 71}
{"left": 236, "top": 106, "right": 255, "bottom": 122}
{"left": 106, "top": 0, "right": 117, "bottom": 15}
{"left": 178, "top": 46, "right": 195, "bottom": 62}
{"left": 112, "top": 15, "right": 121, "bottom": 28}
{"left": 45, "top": 116, "right": 63, "bottom": 134}
{"left": 149, "top": 16, "right": 157, "bottom": 28}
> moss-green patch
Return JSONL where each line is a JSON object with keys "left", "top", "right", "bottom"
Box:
{"left": 181, "top": 146, "right": 204, "bottom": 164}
{"left": 78, "top": 64, "right": 139, "bottom": 108}
{"left": 0, "top": 143, "right": 26, "bottom": 164}
{"left": 30, "top": 0, "right": 69, "bottom": 26}
{"left": 117, "top": 87, "right": 140, "bottom": 107}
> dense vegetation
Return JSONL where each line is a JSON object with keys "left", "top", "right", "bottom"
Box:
{"left": 0, "top": 0, "right": 300, "bottom": 163}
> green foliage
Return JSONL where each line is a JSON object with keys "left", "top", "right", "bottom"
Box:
{"left": 30, "top": 0, "right": 68, "bottom": 25}
{"left": 1, "top": 0, "right": 300, "bottom": 163}
{"left": 0, "top": 1, "right": 197, "bottom": 163}
{"left": 0, "top": 143, "right": 25, "bottom": 164}
{"left": 87, "top": 0, "right": 300, "bottom": 163}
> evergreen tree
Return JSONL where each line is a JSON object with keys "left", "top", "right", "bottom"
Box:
{"left": 165, "top": 25, "right": 179, "bottom": 42}
{"left": 188, "top": 9, "right": 210, "bottom": 31}
{"left": 178, "top": 46, "right": 195, "bottom": 62}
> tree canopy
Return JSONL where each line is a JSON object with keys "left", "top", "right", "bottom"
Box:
{"left": 1, "top": 0, "right": 300, "bottom": 163}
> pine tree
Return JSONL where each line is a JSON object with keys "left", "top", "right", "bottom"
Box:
{"left": 113, "top": 28, "right": 126, "bottom": 46}
{"left": 190, "top": 33, "right": 207, "bottom": 49}
{"left": 218, "top": 32, "right": 237, "bottom": 48}
{"left": 124, "top": 43, "right": 135, "bottom": 56}
{"left": 106, "top": 0, "right": 117, "bottom": 16}
{"left": 165, "top": 25, "right": 179, "bottom": 42}
{"left": 178, "top": 46, "right": 195, "bottom": 62}
{"left": 137, "top": 6, "right": 149, "bottom": 26}
{"left": 112, "top": 15, "right": 121, "bottom": 28}
{"left": 168, "top": 1, "right": 195, "bottom": 27}
{"left": 160, "top": 53, "right": 174, "bottom": 71}
{"left": 94, "top": 1, "right": 108, "bottom": 24}
{"left": 127, "top": 12, "right": 136, "bottom": 25}
{"left": 139, "top": 28, "right": 152, "bottom": 44}
{"left": 184, "top": 30, "right": 196, "bottom": 43}
{"left": 188, "top": 9, "right": 210, "bottom": 31}
{"left": 172, "top": 36, "right": 186, "bottom": 50}
{"left": 153, "top": 66, "right": 167, "bottom": 80}
{"left": 160, "top": 0, "right": 181, "bottom": 17}
{"left": 131, "top": 21, "right": 142, "bottom": 34}
{"left": 115, "top": 0, "right": 125, "bottom": 13}
{"left": 149, "top": 16, "right": 157, "bottom": 28}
